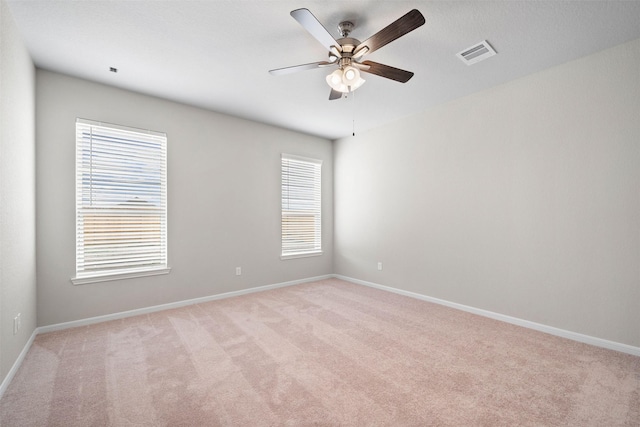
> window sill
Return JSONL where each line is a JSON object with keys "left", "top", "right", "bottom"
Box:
{"left": 281, "top": 251, "right": 323, "bottom": 260}
{"left": 71, "top": 267, "right": 171, "bottom": 285}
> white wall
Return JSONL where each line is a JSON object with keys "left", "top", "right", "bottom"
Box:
{"left": 36, "top": 70, "right": 333, "bottom": 326}
{"left": 334, "top": 38, "right": 640, "bottom": 347}
{"left": 0, "top": 0, "right": 37, "bottom": 384}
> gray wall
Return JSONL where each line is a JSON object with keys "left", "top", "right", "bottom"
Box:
{"left": 0, "top": 0, "right": 37, "bottom": 384}
{"left": 36, "top": 70, "right": 333, "bottom": 326}
{"left": 334, "top": 38, "right": 640, "bottom": 347}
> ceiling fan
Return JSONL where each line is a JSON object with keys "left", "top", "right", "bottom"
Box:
{"left": 269, "top": 8, "right": 425, "bottom": 100}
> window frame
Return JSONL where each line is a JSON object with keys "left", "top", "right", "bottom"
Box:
{"left": 281, "top": 153, "right": 323, "bottom": 260}
{"left": 72, "top": 118, "right": 170, "bottom": 285}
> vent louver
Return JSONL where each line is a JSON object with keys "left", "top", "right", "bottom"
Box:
{"left": 457, "top": 40, "right": 496, "bottom": 65}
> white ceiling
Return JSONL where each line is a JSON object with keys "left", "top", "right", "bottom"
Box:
{"left": 6, "top": 0, "right": 640, "bottom": 140}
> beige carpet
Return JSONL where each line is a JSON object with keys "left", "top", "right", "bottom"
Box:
{"left": 1, "top": 278, "right": 638, "bottom": 426}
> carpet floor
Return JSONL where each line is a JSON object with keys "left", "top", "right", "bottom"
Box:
{"left": 1, "top": 278, "right": 638, "bottom": 426}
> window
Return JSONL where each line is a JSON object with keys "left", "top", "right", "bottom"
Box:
{"left": 281, "top": 154, "right": 322, "bottom": 259}
{"left": 73, "top": 118, "right": 169, "bottom": 284}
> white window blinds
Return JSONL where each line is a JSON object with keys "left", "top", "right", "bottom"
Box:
{"left": 75, "top": 118, "right": 168, "bottom": 280}
{"left": 281, "top": 154, "right": 322, "bottom": 258}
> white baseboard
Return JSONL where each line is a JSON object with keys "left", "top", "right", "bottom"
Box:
{"left": 38, "top": 274, "right": 333, "bottom": 334}
{"left": 334, "top": 274, "right": 640, "bottom": 357}
{"left": 0, "top": 328, "right": 37, "bottom": 399}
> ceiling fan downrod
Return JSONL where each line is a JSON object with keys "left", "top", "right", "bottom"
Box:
{"left": 337, "top": 21, "right": 354, "bottom": 38}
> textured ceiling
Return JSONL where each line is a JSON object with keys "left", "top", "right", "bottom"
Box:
{"left": 6, "top": 0, "right": 640, "bottom": 140}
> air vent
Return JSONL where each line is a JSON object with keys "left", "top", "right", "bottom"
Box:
{"left": 457, "top": 40, "right": 496, "bottom": 65}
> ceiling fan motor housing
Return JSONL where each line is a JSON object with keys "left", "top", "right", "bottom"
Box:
{"left": 331, "top": 37, "right": 361, "bottom": 70}
{"left": 337, "top": 38, "right": 360, "bottom": 55}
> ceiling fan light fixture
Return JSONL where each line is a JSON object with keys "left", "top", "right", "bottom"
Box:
{"left": 344, "top": 68, "right": 356, "bottom": 81}
{"left": 326, "top": 69, "right": 349, "bottom": 93}
{"left": 341, "top": 66, "right": 365, "bottom": 91}
{"left": 349, "top": 76, "right": 366, "bottom": 91}
{"left": 326, "top": 67, "right": 366, "bottom": 93}
{"left": 328, "top": 70, "right": 342, "bottom": 85}
{"left": 342, "top": 66, "right": 358, "bottom": 83}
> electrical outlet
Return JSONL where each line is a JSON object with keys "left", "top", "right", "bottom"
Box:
{"left": 235, "top": 267, "right": 242, "bottom": 276}
{"left": 377, "top": 262, "right": 383, "bottom": 271}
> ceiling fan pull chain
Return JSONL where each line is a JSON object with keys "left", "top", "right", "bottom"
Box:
{"left": 352, "top": 89, "right": 356, "bottom": 136}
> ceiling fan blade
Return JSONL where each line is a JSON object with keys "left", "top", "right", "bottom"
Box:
{"left": 269, "top": 61, "right": 332, "bottom": 76}
{"left": 291, "top": 9, "right": 341, "bottom": 53}
{"left": 359, "top": 60, "right": 414, "bottom": 83}
{"left": 329, "top": 89, "right": 343, "bottom": 100}
{"left": 355, "top": 9, "right": 425, "bottom": 56}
